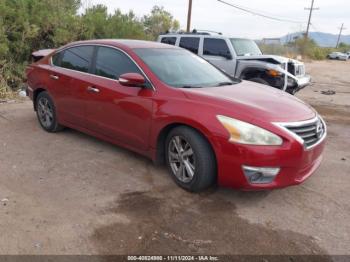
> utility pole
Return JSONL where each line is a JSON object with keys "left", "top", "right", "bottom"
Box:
{"left": 336, "top": 23, "right": 346, "bottom": 48}
{"left": 304, "top": 0, "right": 319, "bottom": 40}
{"left": 186, "top": 0, "right": 193, "bottom": 32}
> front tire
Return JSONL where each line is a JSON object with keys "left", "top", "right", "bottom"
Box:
{"left": 286, "top": 87, "right": 298, "bottom": 95}
{"left": 165, "top": 126, "right": 216, "bottom": 192}
{"left": 36, "top": 91, "right": 64, "bottom": 132}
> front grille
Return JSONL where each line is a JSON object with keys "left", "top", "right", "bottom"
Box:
{"left": 288, "top": 62, "right": 305, "bottom": 76}
{"left": 295, "top": 64, "right": 305, "bottom": 76}
{"left": 280, "top": 117, "right": 326, "bottom": 149}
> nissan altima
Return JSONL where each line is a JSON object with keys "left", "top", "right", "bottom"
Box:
{"left": 26, "top": 40, "right": 326, "bottom": 192}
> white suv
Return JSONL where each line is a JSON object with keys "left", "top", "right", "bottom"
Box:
{"left": 158, "top": 32, "right": 311, "bottom": 94}
{"left": 328, "top": 52, "right": 349, "bottom": 61}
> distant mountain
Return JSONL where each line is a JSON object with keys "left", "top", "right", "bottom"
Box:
{"left": 280, "top": 32, "right": 350, "bottom": 47}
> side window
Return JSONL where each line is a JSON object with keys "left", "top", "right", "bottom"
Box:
{"left": 179, "top": 37, "right": 200, "bottom": 54}
{"left": 94, "top": 47, "right": 142, "bottom": 80}
{"left": 52, "top": 52, "right": 62, "bottom": 66}
{"left": 60, "top": 46, "right": 94, "bottom": 73}
{"left": 203, "top": 38, "right": 230, "bottom": 57}
{"left": 161, "top": 37, "right": 177, "bottom": 46}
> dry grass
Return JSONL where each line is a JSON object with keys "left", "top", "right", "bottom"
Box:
{"left": 0, "top": 90, "right": 17, "bottom": 101}
{"left": 0, "top": 80, "right": 18, "bottom": 100}
{"left": 0, "top": 80, "right": 13, "bottom": 100}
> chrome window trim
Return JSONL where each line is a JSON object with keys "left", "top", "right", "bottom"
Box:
{"left": 49, "top": 43, "right": 155, "bottom": 91}
{"left": 273, "top": 115, "right": 327, "bottom": 151}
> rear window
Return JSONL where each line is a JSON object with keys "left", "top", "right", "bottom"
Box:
{"left": 161, "top": 37, "right": 177, "bottom": 46}
{"left": 60, "top": 46, "right": 94, "bottom": 73}
{"left": 179, "top": 37, "right": 200, "bottom": 54}
{"left": 203, "top": 38, "right": 230, "bottom": 57}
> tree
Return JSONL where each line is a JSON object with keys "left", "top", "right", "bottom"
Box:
{"left": 0, "top": 1, "right": 180, "bottom": 96}
{"left": 143, "top": 6, "right": 180, "bottom": 40}
{"left": 338, "top": 42, "right": 350, "bottom": 52}
{"left": 80, "top": 5, "right": 109, "bottom": 39}
{"left": 0, "top": 0, "right": 82, "bottom": 61}
{"left": 0, "top": 0, "right": 82, "bottom": 92}
{"left": 106, "top": 9, "right": 148, "bottom": 40}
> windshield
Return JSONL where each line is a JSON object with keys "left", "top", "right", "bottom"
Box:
{"left": 230, "top": 38, "right": 262, "bottom": 56}
{"left": 134, "top": 48, "right": 234, "bottom": 88}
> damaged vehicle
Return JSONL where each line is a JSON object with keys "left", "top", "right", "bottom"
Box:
{"left": 158, "top": 31, "right": 311, "bottom": 94}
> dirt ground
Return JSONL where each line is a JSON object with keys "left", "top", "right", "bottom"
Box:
{"left": 0, "top": 60, "right": 349, "bottom": 257}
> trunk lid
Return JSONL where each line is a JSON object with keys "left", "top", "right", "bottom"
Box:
{"left": 31, "top": 49, "right": 55, "bottom": 62}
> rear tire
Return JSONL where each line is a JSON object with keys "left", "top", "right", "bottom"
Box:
{"left": 36, "top": 91, "right": 64, "bottom": 133}
{"left": 165, "top": 126, "right": 216, "bottom": 192}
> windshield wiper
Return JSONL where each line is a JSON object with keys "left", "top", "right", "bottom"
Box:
{"left": 216, "top": 82, "right": 234, "bottom": 86}
{"left": 180, "top": 85, "right": 202, "bottom": 89}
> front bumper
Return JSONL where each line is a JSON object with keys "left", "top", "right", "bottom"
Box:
{"left": 338, "top": 56, "right": 348, "bottom": 61}
{"left": 214, "top": 134, "right": 326, "bottom": 190}
{"left": 294, "top": 74, "right": 311, "bottom": 88}
{"left": 285, "top": 74, "right": 311, "bottom": 94}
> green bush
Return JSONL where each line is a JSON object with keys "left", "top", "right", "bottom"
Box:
{"left": 338, "top": 42, "right": 350, "bottom": 53}
{"left": 259, "top": 38, "right": 340, "bottom": 61}
{"left": 0, "top": 1, "right": 179, "bottom": 97}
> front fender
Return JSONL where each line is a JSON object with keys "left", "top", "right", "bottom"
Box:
{"left": 237, "top": 60, "right": 299, "bottom": 91}
{"left": 236, "top": 60, "right": 278, "bottom": 77}
{"left": 151, "top": 115, "right": 217, "bottom": 149}
{"left": 148, "top": 96, "right": 229, "bottom": 163}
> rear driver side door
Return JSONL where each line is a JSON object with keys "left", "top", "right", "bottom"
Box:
{"left": 50, "top": 46, "right": 94, "bottom": 127}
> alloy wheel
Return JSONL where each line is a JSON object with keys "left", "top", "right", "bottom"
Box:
{"left": 168, "top": 136, "right": 196, "bottom": 183}
{"left": 37, "top": 97, "right": 54, "bottom": 128}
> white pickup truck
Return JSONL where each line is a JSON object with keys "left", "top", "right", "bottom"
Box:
{"left": 158, "top": 31, "right": 311, "bottom": 95}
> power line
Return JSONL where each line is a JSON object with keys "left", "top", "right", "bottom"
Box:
{"left": 217, "top": 0, "right": 304, "bottom": 24}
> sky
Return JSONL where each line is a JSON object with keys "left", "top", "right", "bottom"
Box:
{"left": 84, "top": 0, "right": 350, "bottom": 39}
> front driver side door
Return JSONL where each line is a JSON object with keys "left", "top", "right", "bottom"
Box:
{"left": 84, "top": 46, "right": 154, "bottom": 151}
{"left": 201, "top": 38, "right": 235, "bottom": 75}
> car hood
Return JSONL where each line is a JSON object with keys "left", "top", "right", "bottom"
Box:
{"left": 183, "top": 81, "right": 316, "bottom": 122}
{"left": 236, "top": 54, "right": 297, "bottom": 65}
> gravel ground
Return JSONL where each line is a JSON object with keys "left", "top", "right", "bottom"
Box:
{"left": 0, "top": 60, "right": 349, "bottom": 256}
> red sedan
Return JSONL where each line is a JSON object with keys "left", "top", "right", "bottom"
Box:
{"left": 26, "top": 40, "right": 326, "bottom": 192}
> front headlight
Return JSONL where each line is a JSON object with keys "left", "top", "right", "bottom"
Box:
{"left": 217, "top": 115, "right": 283, "bottom": 145}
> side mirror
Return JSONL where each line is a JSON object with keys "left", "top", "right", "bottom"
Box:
{"left": 119, "top": 73, "right": 146, "bottom": 87}
{"left": 220, "top": 52, "right": 232, "bottom": 60}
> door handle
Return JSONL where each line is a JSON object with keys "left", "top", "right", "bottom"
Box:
{"left": 87, "top": 86, "right": 100, "bottom": 93}
{"left": 50, "top": 74, "right": 59, "bottom": 80}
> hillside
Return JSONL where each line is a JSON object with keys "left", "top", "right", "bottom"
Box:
{"left": 281, "top": 32, "right": 350, "bottom": 47}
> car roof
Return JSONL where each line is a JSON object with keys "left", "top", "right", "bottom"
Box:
{"left": 61, "top": 39, "right": 179, "bottom": 51}
{"left": 160, "top": 34, "right": 230, "bottom": 39}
